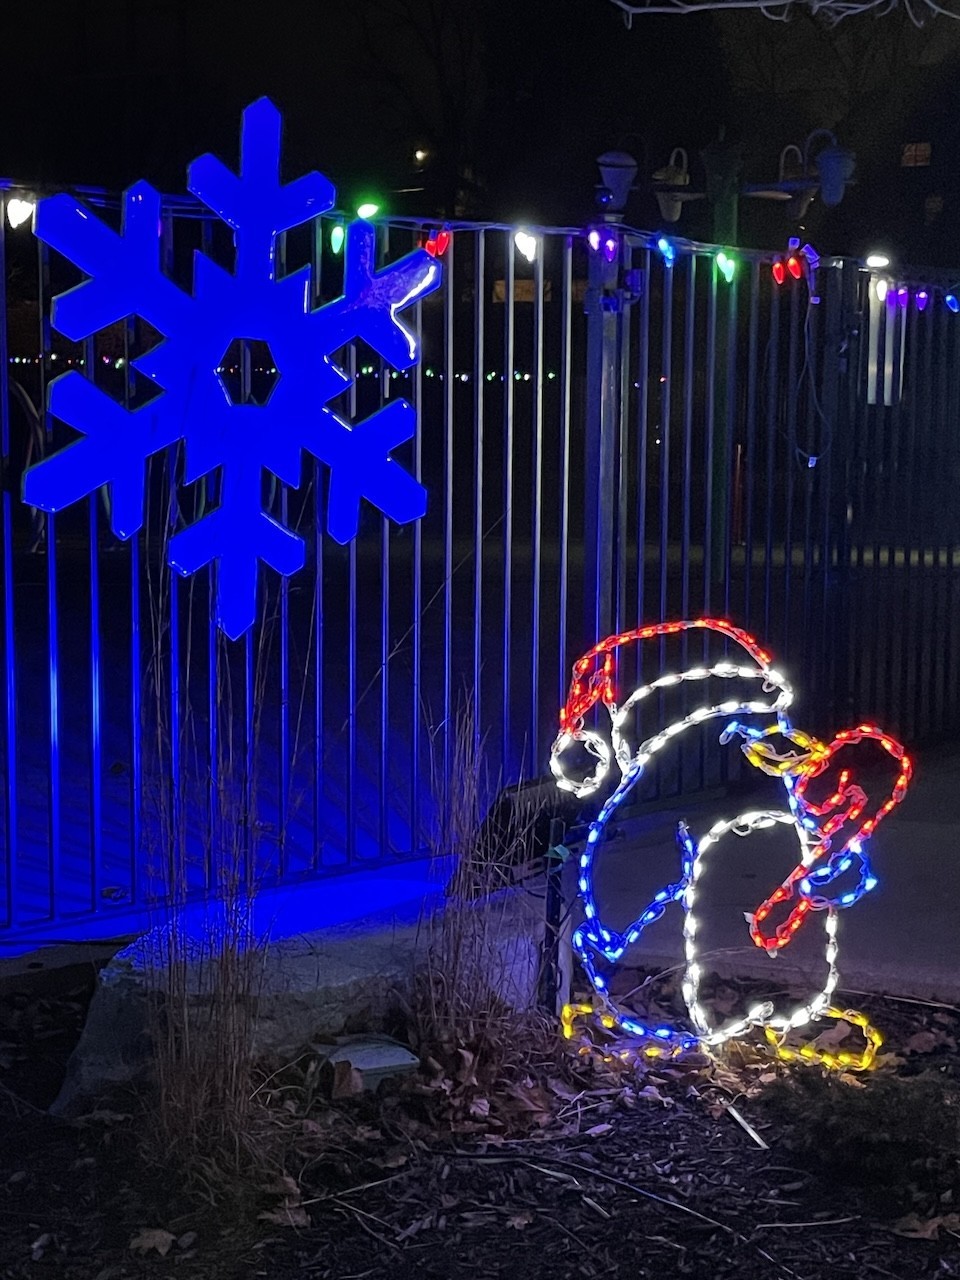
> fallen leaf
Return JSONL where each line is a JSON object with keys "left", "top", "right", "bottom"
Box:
{"left": 710, "top": 986, "right": 740, "bottom": 1015}
{"left": 331, "top": 1060, "right": 364, "bottom": 1098}
{"left": 30, "top": 1234, "right": 53, "bottom": 1262}
{"left": 892, "top": 1213, "right": 960, "bottom": 1240}
{"left": 904, "top": 1030, "right": 942, "bottom": 1055}
{"left": 506, "top": 1210, "right": 534, "bottom": 1229}
{"left": 177, "top": 1231, "right": 198, "bottom": 1250}
{"left": 263, "top": 1174, "right": 301, "bottom": 1199}
{"left": 585, "top": 1122, "right": 614, "bottom": 1137}
{"left": 258, "top": 1207, "right": 310, "bottom": 1228}
{"left": 375, "top": 1149, "right": 408, "bottom": 1169}
{"left": 457, "top": 1048, "right": 478, "bottom": 1087}
{"left": 812, "top": 1020, "right": 853, "bottom": 1050}
{"left": 546, "top": 1078, "right": 583, "bottom": 1102}
{"left": 130, "top": 1228, "right": 176, "bottom": 1256}
{"left": 638, "top": 1084, "right": 675, "bottom": 1108}
{"left": 468, "top": 1096, "right": 491, "bottom": 1119}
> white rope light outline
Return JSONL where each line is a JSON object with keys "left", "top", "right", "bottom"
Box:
{"left": 681, "top": 810, "right": 840, "bottom": 1047}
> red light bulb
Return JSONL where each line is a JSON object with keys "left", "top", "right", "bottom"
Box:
{"left": 772, "top": 260, "right": 786, "bottom": 286}
{"left": 787, "top": 255, "right": 803, "bottom": 280}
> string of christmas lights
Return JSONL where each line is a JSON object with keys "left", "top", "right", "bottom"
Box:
{"left": 551, "top": 617, "right": 912, "bottom": 1070}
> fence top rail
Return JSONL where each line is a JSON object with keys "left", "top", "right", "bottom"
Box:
{"left": 2, "top": 177, "right": 957, "bottom": 287}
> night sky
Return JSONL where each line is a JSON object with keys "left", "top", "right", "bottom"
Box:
{"left": 2, "top": 0, "right": 959, "bottom": 262}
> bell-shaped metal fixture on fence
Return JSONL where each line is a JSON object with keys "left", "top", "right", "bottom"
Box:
{"left": 652, "top": 147, "right": 689, "bottom": 223}
{"left": 596, "top": 150, "right": 638, "bottom": 214}
{"left": 816, "top": 143, "right": 856, "bottom": 207}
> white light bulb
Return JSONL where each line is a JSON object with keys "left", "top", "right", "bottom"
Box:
{"left": 514, "top": 230, "right": 537, "bottom": 263}
{"left": 7, "top": 197, "right": 35, "bottom": 229}
{"left": 865, "top": 253, "right": 890, "bottom": 269}
{"left": 875, "top": 278, "right": 889, "bottom": 303}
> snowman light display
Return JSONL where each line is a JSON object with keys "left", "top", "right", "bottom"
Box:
{"left": 550, "top": 618, "right": 911, "bottom": 1070}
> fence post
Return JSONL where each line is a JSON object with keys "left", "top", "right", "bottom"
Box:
{"left": 584, "top": 236, "right": 626, "bottom": 643}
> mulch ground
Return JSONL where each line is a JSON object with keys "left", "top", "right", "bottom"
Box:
{"left": 1, "top": 962, "right": 959, "bottom": 1280}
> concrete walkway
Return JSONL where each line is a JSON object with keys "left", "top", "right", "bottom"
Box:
{"left": 590, "top": 747, "right": 960, "bottom": 1005}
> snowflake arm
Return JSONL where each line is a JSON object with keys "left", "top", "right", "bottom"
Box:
{"left": 36, "top": 183, "right": 190, "bottom": 340}
{"left": 319, "top": 222, "right": 441, "bottom": 369}
{"left": 188, "top": 98, "right": 335, "bottom": 281}
{"left": 312, "top": 400, "right": 426, "bottom": 543}
{"left": 169, "top": 444, "right": 305, "bottom": 640}
{"left": 22, "top": 373, "right": 180, "bottom": 539}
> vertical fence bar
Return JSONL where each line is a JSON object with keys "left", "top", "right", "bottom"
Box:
{"left": 314, "top": 458, "right": 324, "bottom": 866}
{"left": 658, "top": 253, "right": 674, "bottom": 631}
{"left": 378, "top": 228, "right": 390, "bottom": 861}
{"left": 278, "top": 234, "right": 291, "bottom": 875}
{"left": 88, "top": 331, "right": 102, "bottom": 912}
{"left": 585, "top": 233, "right": 619, "bottom": 643}
{"left": 763, "top": 287, "right": 780, "bottom": 642}
{"left": 742, "top": 261, "right": 760, "bottom": 628}
{"left": 866, "top": 301, "right": 889, "bottom": 720}
{"left": 196, "top": 221, "right": 218, "bottom": 892}
{"left": 616, "top": 249, "right": 636, "bottom": 636}
{"left": 703, "top": 256, "right": 717, "bottom": 628}
{"left": 347, "top": 341, "right": 358, "bottom": 865}
{"left": 159, "top": 218, "right": 183, "bottom": 892}
{"left": 473, "top": 231, "right": 484, "bottom": 738}
{"left": 531, "top": 241, "right": 544, "bottom": 768}
{"left": 39, "top": 240, "right": 61, "bottom": 920}
{"left": 930, "top": 299, "right": 950, "bottom": 735}
{"left": 782, "top": 285, "right": 800, "bottom": 656}
{"left": 502, "top": 235, "right": 515, "bottom": 773}
{"left": 800, "top": 300, "right": 817, "bottom": 689}
{"left": 815, "top": 262, "right": 841, "bottom": 723}
{"left": 124, "top": 317, "right": 141, "bottom": 908}
{"left": 635, "top": 246, "right": 651, "bottom": 635}
{"left": 558, "top": 237, "right": 573, "bottom": 704}
{"left": 0, "top": 201, "right": 16, "bottom": 925}
{"left": 945, "top": 309, "right": 960, "bottom": 734}
{"left": 722, "top": 271, "right": 738, "bottom": 621}
{"left": 411, "top": 296, "right": 423, "bottom": 852}
{"left": 443, "top": 235, "right": 455, "bottom": 791}
{"left": 681, "top": 254, "right": 696, "bottom": 623}
{"left": 380, "top": 504, "right": 389, "bottom": 858}
{"left": 894, "top": 293, "right": 914, "bottom": 737}
{"left": 312, "top": 219, "right": 324, "bottom": 868}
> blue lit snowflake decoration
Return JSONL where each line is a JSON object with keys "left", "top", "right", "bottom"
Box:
{"left": 22, "top": 98, "right": 441, "bottom": 638}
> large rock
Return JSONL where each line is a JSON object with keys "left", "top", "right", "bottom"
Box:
{"left": 51, "top": 863, "right": 548, "bottom": 1115}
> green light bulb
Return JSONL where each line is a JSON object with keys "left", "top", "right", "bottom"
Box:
{"left": 330, "top": 224, "right": 344, "bottom": 254}
{"left": 357, "top": 201, "right": 380, "bottom": 220}
{"left": 716, "top": 252, "right": 736, "bottom": 284}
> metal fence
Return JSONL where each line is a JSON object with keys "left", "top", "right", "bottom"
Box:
{"left": 1, "top": 190, "right": 959, "bottom": 948}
